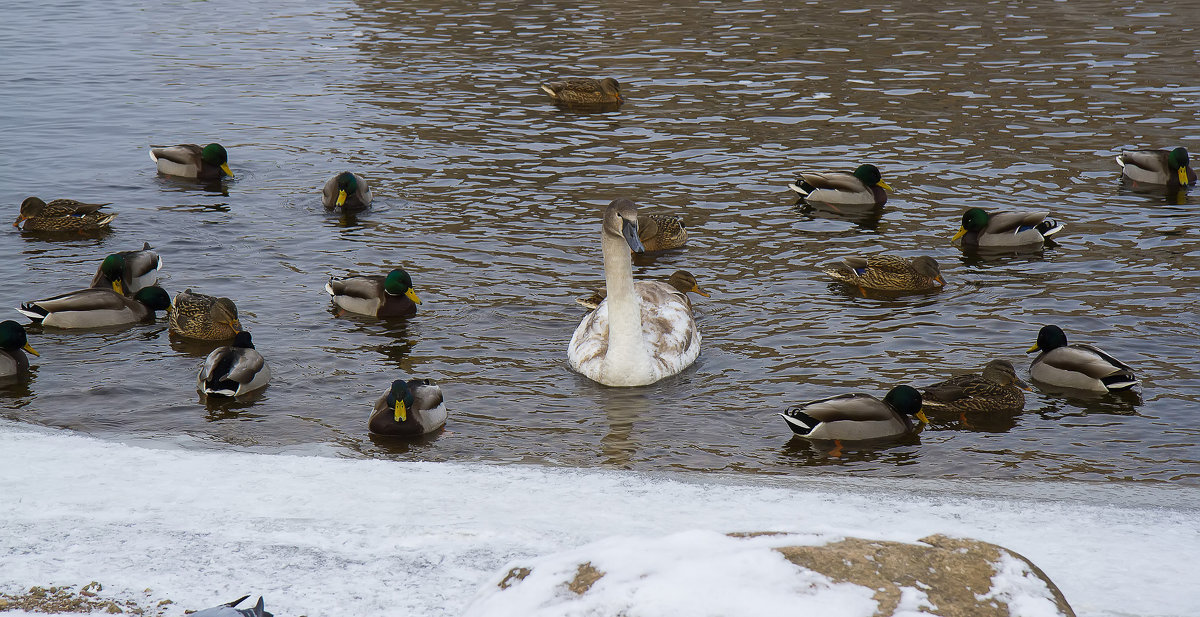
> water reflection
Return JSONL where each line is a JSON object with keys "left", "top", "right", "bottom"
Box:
{"left": 599, "top": 389, "right": 652, "bottom": 468}
{"left": 1031, "top": 385, "right": 1143, "bottom": 417}
{"left": 795, "top": 200, "right": 885, "bottom": 230}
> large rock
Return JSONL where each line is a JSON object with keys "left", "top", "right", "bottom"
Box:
{"left": 464, "top": 530, "right": 1074, "bottom": 617}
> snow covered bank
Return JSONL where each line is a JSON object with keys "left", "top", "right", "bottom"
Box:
{"left": 1, "top": 421, "right": 1196, "bottom": 616}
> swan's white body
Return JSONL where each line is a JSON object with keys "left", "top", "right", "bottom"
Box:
{"left": 568, "top": 200, "right": 700, "bottom": 386}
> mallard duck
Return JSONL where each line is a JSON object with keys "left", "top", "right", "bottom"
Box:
{"left": 568, "top": 199, "right": 701, "bottom": 386}
{"left": 169, "top": 289, "right": 242, "bottom": 340}
{"left": 577, "top": 269, "right": 709, "bottom": 311}
{"left": 921, "top": 360, "right": 1028, "bottom": 414}
{"left": 788, "top": 164, "right": 891, "bottom": 206}
{"left": 14, "top": 197, "right": 116, "bottom": 231}
{"left": 541, "top": 77, "right": 623, "bottom": 106}
{"left": 197, "top": 331, "right": 270, "bottom": 397}
{"left": 823, "top": 255, "right": 944, "bottom": 292}
{"left": 0, "top": 320, "right": 39, "bottom": 378}
{"left": 779, "top": 385, "right": 927, "bottom": 440}
{"left": 951, "top": 208, "right": 1064, "bottom": 248}
{"left": 322, "top": 171, "right": 373, "bottom": 211}
{"left": 149, "top": 143, "right": 233, "bottom": 179}
{"left": 17, "top": 286, "right": 170, "bottom": 328}
{"left": 1116, "top": 147, "right": 1196, "bottom": 188}
{"left": 1026, "top": 325, "right": 1137, "bottom": 392}
{"left": 325, "top": 269, "right": 421, "bottom": 318}
{"left": 89, "top": 243, "right": 162, "bottom": 296}
{"left": 637, "top": 213, "right": 687, "bottom": 251}
{"left": 368, "top": 378, "right": 448, "bottom": 436}
{"left": 190, "top": 595, "right": 270, "bottom": 617}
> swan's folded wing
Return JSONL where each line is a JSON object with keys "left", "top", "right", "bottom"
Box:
{"left": 636, "top": 282, "right": 700, "bottom": 372}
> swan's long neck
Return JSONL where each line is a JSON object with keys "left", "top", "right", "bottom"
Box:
{"left": 601, "top": 226, "right": 651, "bottom": 377}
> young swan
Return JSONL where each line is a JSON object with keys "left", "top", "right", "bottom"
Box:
{"left": 568, "top": 199, "right": 701, "bottom": 386}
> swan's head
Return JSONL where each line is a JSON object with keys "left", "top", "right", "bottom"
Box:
{"left": 605, "top": 198, "right": 645, "bottom": 254}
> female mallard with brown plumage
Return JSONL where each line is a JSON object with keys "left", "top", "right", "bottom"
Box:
{"left": 169, "top": 289, "right": 242, "bottom": 341}
{"left": 788, "top": 164, "right": 891, "bottom": 206}
{"left": 778, "top": 385, "right": 927, "bottom": 441}
{"left": 824, "top": 255, "right": 944, "bottom": 293}
{"left": 1115, "top": 147, "right": 1196, "bottom": 188}
{"left": 18, "top": 287, "right": 170, "bottom": 328}
{"left": 14, "top": 197, "right": 116, "bottom": 232}
{"left": 325, "top": 269, "right": 421, "bottom": 318}
{"left": 921, "top": 360, "right": 1028, "bottom": 415}
{"left": 540, "top": 77, "right": 623, "bottom": 107}
{"left": 577, "top": 270, "right": 709, "bottom": 311}
{"left": 90, "top": 243, "right": 162, "bottom": 297}
{"left": 368, "top": 378, "right": 448, "bottom": 437}
{"left": 0, "top": 320, "right": 39, "bottom": 378}
{"left": 149, "top": 143, "right": 232, "bottom": 180}
{"left": 637, "top": 213, "right": 687, "bottom": 251}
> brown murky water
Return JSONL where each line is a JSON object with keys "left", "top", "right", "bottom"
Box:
{"left": 2, "top": 0, "right": 1198, "bottom": 483}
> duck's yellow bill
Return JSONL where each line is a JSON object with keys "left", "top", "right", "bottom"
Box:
{"left": 221, "top": 163, "right": 234, "bottom": 177}
{"left": 877, "top": 180, "right": 893, "bottom": 192}
{"left": 394, "top": 400, "right": 408, "bottom": 422}
{"left": 916, "top": 410, "right": 929, "bottom": 424}
{"left": 405, "top": 289, "right": 422, "bottom": 305}
{"left": 336, "top": 190, "right": 348, "bottom": 207}
{"left": 112, "top": 280, "right": 124, "bottom": 295}
{"left": 951, "top": 227, "right": 967, "bottom": 242}
{"left": 23, "top": 342, "right": 39, "bottom": 357}
{"left": 1179, "top": 167, "right": 1190, "bottom": 186}
{"left": 1027, "top": 343, "right": 1041, "bottom": 353}
{"left": 693, "top": 286, "right": 711, "bottom": 297}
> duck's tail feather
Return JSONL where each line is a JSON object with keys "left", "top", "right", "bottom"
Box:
{"left": 1036, "top": 219, "right": 1064, "bottom": 238}
{"left": 778, "top": 409, "right": 817, "bottom": 436}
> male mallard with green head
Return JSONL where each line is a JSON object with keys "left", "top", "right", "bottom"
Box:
{"left": 14, "top": 197, "right": 116, "bottom": 231}
{"left": 1116, "top": 147, "right": 1196, "bottom": 188}
{"left": 951, "top": 208, "right": 1063, "bottom": 248}
{"left": 789, "top": 164, "right": 891, "bottom": 206}
{"left": 0, "top": 320, "right": 39, "bottom": 378}
{"left": 18, "top": 287, "right": 170, "bottom": 328}
{"left": 322, "top": 171, "right": 373, "bottom": 211}
{"left": 779, "top": 385, "right": 927, "bottom": 440}
{"left": 1026, "top": 325, "right": 1137, "bottom": 393}
{"left": 149, "top": 143, "right": 233, "bottom": 179}
{"left": 325, "top": 269, "right": 421, "bottom": 318}
{"left": 368, "top": 378, "right": 448, "bottom": 436}
{"left": 90, "top": 243, "right": 161, "bottom": 297}
{"left": 197, "top": 331, "right": 270, "bottom": 397}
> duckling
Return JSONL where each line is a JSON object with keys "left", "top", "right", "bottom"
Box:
{"left": 169, "top": 289, "right": 242, "bottom": 340}
{"left": 779, "top": 385, "right": 927, "bottom": 441}
{"left": 788, "top": 164, "right": 891, "bottom": 206}
{"left": 824, "top": 255, "right": 944, "bottom": 292}
{"left": 541, "top": 77, "right": 623, "bottom": 107}
{"left": 17, "top": 286, "right": 170, "bottom": 328}
{"left": 149, "top": 143, "right": 233, "bottom": 179}
{"left": 322, "top": 171, "right": 373, "bottom": 211}
{"left": 637, "top": 213, "right": 687, "bottom": 251}
{"left": 951, "top": 208, "right": 1064, "bottom": 248}
{"left": 1026, "top": 325, "right": 1137, "bottom": 392}
{"left": 198, "top": 331, "right": 270, "bottom": 397}
{"left": 189, "top": 595, "right": 271, "bottom": 617}
{"left": 325, "top": 269, "right": 421, "bottom": 318}
{"left": 1116, "top": 147, "right": 1196, "bottom": 188}
{"left": 921, "top": 360, "right": 1028, "bottom": 414}
{"left": 14, "top": 197, "right": 116, "bottom": 232}
{"left": 577, "top": 270, "right": 709, "bottom": 311}
{"left": 368, "top": 378, "right": 448, "bottom": 436}
{"left": 0, "top": 320, "right": 39, "bottom": 378}
{"left": 89, "top": 243, "right": 162, "bottom": 296}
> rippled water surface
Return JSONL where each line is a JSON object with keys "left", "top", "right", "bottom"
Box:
{"left": 2, "top": 0, "right": 1199, "bottom": 483}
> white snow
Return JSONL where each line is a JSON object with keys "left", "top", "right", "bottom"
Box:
{"left": 1, "top": 420, "right": 1197, "bottom": 617}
